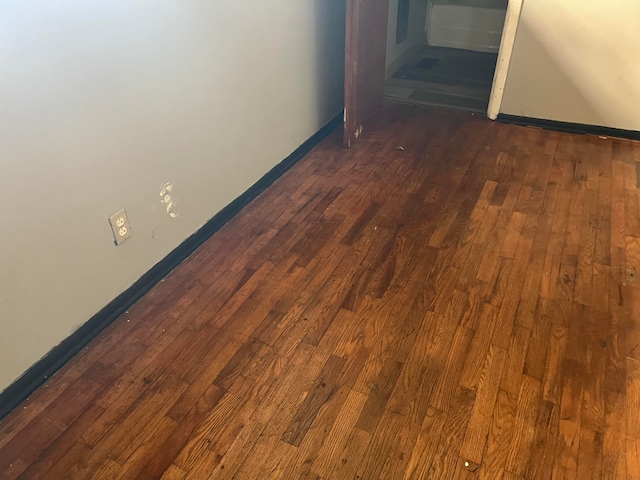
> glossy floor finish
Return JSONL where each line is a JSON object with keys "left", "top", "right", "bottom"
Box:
{"left": 2, "top": 105, "right": 640, "bottom": 479}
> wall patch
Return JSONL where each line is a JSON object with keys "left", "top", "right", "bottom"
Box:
{"left": 159, "top": 182, "right": 179, "bottom": 218}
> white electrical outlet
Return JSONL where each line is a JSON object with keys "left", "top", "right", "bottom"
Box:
{"left": 109, "top": 209, "right": 132, "bottom": 245}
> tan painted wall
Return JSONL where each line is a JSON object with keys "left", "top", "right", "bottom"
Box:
{"left": 0, "top": 1, "right": 345, "bottom": 392}
{"left": 501, "top": 0, "right": 640, "bottom": 131}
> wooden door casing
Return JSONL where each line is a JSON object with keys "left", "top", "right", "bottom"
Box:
{"left": 344, "top": 0, "right": 390, "bottom": 147}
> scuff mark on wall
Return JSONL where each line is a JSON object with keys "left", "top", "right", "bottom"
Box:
{"left": 159, "top": 182, "right": 179, "bottom": 218}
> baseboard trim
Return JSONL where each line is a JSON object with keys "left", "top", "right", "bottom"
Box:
{"left": 0, "top": 112, "right": 343, "bottom": 421}
{"left": 497, "top": 114, "right": 640, "bottom": 141}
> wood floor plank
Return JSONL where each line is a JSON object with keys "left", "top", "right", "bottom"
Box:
{"left": 324, "top": 427, "right": 370, "bottom": 480}
{"left": 460, "top": 344, "right": 508, "bottom": 464}
{"left": 403, "top": 407, "right": 447, "bottom": 480}
{"left": 354, "top": 358, "right": 403, "bottom": 434}
{"left": 523, "top": 297, "right": 552, "bottom": 380}
{"left": 500, "top": 326, "right": 531, "bottom": 396}
{"left": 138, "top": 383, "right": 225, "bottom": 479}
{"left": 354, "top": 409, "right": 405, "bottom": 480}
{"left": 268, "top": 368, "right": 362, "bottom": 479}
{"left": 431, "top": 326, "right": 474, "bottom": 411}
{"left": 602, "top": 382, "right": 628, "bottom": 478}
{"left": 171, "top": 377, "right": 255, "bottom": 473}
{"left": 492, "top": 235, "right": 533, "bottom": 347}
{"left": 476, "top": 389, "right": 517, "bottom": 480}
{"left": 426, "top": 386, "right": 476, "bottom": 478}
{"left": 281, "top": 354, "right": 346, "bottom": 447}
{"left": 556, "top": 359, "right": 585, "bottom": 471}
{"left": 576, "top": 427, "right": 604, "bottom": 479}
{"left": 310, "top": 388, "right": 368, "bottom": 478}
{"left": 542, "top": 324, "right": 569, "bottom": 404}
{"left": 626, "top": 434, "right": 640, "bottom": 480}
{"left": 504, "top": 374, "right": 542, "bottom": 476}
{"left": 16, "top": 401, "right": 106, "bottom": 478}
{"left": 1, "top": 104, "right": 638, "bottom": 479}
{"left": 459, "top": 303, "right": 500, "bottom": 390}
{"left": 627, "top": 357, "right": 640, "bottom": 439}
{"left": 378, "top": 368, "right": 440, "bottom": 480}
{"left": 526, "top": 399, "right": 560, "bottom": 480}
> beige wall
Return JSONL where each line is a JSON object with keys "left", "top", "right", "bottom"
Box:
{"left": 0, "top": 1, "right": 345, "bottom": 392}
{"left": 386, "top": 0, "right": 428, "bottom": 72}
{"left": 501, "top": 0, "right": 640, "bottom": 131}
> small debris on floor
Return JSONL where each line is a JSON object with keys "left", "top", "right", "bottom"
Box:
{"left": 396, "top": 146, "right": 405, "bottom": 151}
{"left": 624, "top": 265, "right": 638, "bottom": 285}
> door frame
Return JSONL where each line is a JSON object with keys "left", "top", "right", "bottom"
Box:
{"left": 487, "top": 0, "right": 524, "bottom": 119}
{"left": 343, "top": 0, "right": 390, "bottom": 147}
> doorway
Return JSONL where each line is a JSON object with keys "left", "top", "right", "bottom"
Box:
{"left": 384, "top": 0, "right": 507, "bottom": 113}
{"left": 343, "top": 0, "right": 522, "bottom": 146}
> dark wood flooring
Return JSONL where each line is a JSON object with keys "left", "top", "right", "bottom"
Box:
{"left": 385, "top": 46, "right": 498, "bottom": 113}
{"left": 1, "top": 104, "right": 640, "bottom": 479}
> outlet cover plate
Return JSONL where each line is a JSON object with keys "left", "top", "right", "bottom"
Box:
{"left": 109, "top": 209, "right": 131, "bottom": 245}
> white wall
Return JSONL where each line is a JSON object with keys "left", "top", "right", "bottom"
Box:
{"left": 0, "top": 0, "right": 345, "bottom": 392}
{"left": 426, "top": 1, "right": 507, "bottom": 53}
{"left": 386, "top": 0, "right": 428, "bottom": 72}
{"left": 501, "top": 0, "right": 640, "bottom": 131}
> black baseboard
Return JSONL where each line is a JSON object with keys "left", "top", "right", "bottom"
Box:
{"left": 497, "top": 114, "right": 640, "bottom": 142}
{"left": 0, "top": 112, "right": 343, "bottom": 421}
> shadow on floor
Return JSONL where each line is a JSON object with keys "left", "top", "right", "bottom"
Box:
{"left": 385, "top": 45, "right": 498, "bottom": 113}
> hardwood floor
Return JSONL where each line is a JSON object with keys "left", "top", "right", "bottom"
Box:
{"left": 384, "top": 46, "right": 498, "bottom": 113}
{"left": 1, "top": 104, "right": 640, "bottom": 479}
